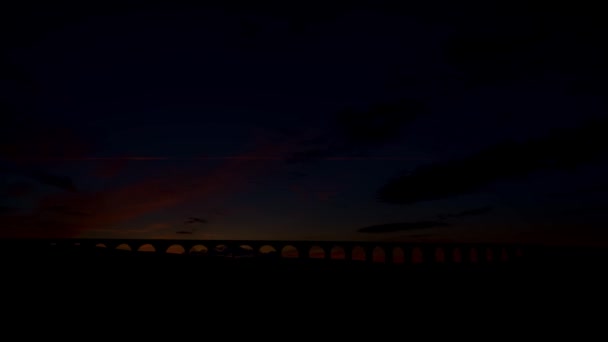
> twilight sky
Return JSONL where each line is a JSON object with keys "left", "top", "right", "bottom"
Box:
{"left": 1, "top": 2, "right": 607, "bottom": 245}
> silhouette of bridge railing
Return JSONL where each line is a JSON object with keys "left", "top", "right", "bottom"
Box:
{"left": 0, "top": 238, "right": 533, "bottom": 265}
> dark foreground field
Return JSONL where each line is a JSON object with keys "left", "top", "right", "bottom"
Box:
{"left": 1, "top": 245, "right": 607, "bottom": 320}
{"left": 2, "top": 244, "right": 602, "bottom": 323}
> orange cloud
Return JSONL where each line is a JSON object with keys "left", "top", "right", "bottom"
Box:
{"left": 2, "top": 140, "right": 300, "bottom": 238}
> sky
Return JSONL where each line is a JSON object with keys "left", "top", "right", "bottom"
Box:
{"left": 1, "top": 2, "right": 607, "bottom": 245}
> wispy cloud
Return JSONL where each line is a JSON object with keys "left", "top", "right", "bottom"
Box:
{"left": 0, "top": 160, "right": 77, "bottom": 192}
{"left": 436, "top": 206, "right": 493, "bottom": 220}
{"left": 0, "top": 138, "right": 302, "bottom": 238}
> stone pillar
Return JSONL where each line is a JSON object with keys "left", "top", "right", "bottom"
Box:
{"left": 297, "top": 244, "right": 308, "bottom": 259}
{"left": 154, "top": 242, "right": 170, "bottom": 255}
{"left": 365, "top": 247, "right": 374, "bottom": 263}
{"left": 181, "top": 242, "right": 196, "bottom": 255}
{"left": 323, "top": 246, "right": 332, "bottom": 260}
{"left": 468, "top": 246, "right": 479, "bottom": 264}
{"left": 344, "top": 246, "right": 352, "bottom": 261}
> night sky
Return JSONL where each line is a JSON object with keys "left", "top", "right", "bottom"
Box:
{"left": 1, "top": 2, "right": 607, "bottom": 245}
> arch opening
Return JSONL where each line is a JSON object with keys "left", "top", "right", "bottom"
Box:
{"left": 469, "top": 248, "right": 478, "bottom": 263}
{"left": 137, "top": 244, "right": 156, "bottom": 252}
{"left": 166, "top": 244, "right": 185, "bottom": 254}
{"left": 486, "top": 248, "right": 494, "bottom": 263}
{"left": 352, "top": 246, "right": 366, "bottom": 261}
{"left": 309, "top": 246, "right": 325, "bottom": 259}
{"left": 453, "top": 248, "right": 462, "bottom": 263}
{"left": 393, "top": 247, "right": 405, "bottom": 264}
{"left": 501, "top": 248, "right": 509, "bottom": 262}
{"left": 281, "top": 245, "right": 299, "bottom": 258}
{"left": 259, "top": 245, "right": 277, "bottom": 255}
{"left": 331, "top": 246, "right": 345, "bottom": 260}
{"left": 213, "top": 244, "right": 229, "bottom": 256}
{"left": 190, "top": 245, "right": 208, "bottom": 255}
{"left": 435, "top": 247, "right": 446, "bottom": 263}
{"left": 116, "top": 243, "right": 131, "bottom": 251}
{"left": 373, "top": 246, "right": 386, "bottom": 263}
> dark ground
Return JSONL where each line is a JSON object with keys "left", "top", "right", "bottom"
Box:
{"left": 1, "top": 244, "right": 607, "bottom": 319}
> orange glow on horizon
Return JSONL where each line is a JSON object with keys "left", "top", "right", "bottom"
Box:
{"left": 281, "top": 245, "right": 298, "bottom": 258}
{"left": 138, "top": 244, "right": 155, "bottom": 252}
{"left": 309, "top": 245, "right": 325, "bottom": 259}
{"left": 166, "top": 244, "right": 185, "bottom": 254}
{"left": 372, "top": 246, "right": 385, "bottom": 263}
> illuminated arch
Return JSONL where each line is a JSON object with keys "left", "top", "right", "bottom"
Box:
{"left": 95, "top": 243, "right": 107, "bottom": 248}
{"left": 435, "top": 247, "right": 446, "bottom": 263}
{"left": 372, "top": 246, "right": 386, "bottom": 263}
{"left": 453, "top": 248, "right": 462, "bottom": 263}
{"left": 352, "top": 246, "right": 366, "bottom": 261}
{"left": 190, "top": 245, "right": 208, "bottom": 255}
{"left": 281, "top": 245, "right": 299, "bottom": 258}
{"left": 214, "top": 244, "right": 228, "bottom": 253}
{"left": 501, "top": 247, "right": 509, "bottom": 262}
{"left": 259, "top": 245, "right": 277, "bottom": 254}
{"left": 309, "top": 246, "right": 325, "bottom": 259}
{"left": 469, "top": 248, "right": 478, "bottom": 263}
{"left": 137, "top": 244, "right": 156, "bottom": 252}
{"left": 486, "top": 248, "right": 494, "bottom": 263}
{"left": 393, "top": 247, "right": 405, "bottom": 264}
{"left": 166, "top": 244, "right": 185, "bottom": 254}
{"left": 330, "top": 246, "right": 345, "bottom": 260}
{"left": 116, "top": 243, "right": 131, "bottom": 251}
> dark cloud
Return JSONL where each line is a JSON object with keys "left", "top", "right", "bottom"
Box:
{"left": 287, "top": 99, "right": 426, "bottom": 163}
{"left": 25, "top": 170, "right": 77, "bottom": 192}
{"left": 336, "top": 99, "right": 425, "bottom": 147}
{"left": 0, "top": 161, "right": 77, "bottom": 192}
{"left": 0, "top": 206, "right": 19, "bottom": 215}
{"left": 186, "top": 217, "right": 208, "bottom": 224}
{"left": 357, "top": 205, "right": 493, "bottom": 234}
{"left": 436, "top": 206, "right": 493, "bottom": 220}
{"left": 549, "top": 184, "right": 608, "bottom": 198}
{"left": 377, "top": 118, "right": 608, "bottom": 205}
{"left": 2, "top": 181, "right": 33, "bottom": 198}
{"left": 404, "top": 234, "right": 432, "bottom": 238}
{"left": 41, "top": 205, "right": 91, "bottom": 217}
{"left": 358, "top": 221, "right": 448, "bottom": 233}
